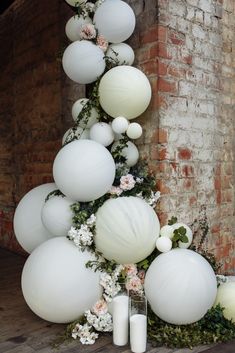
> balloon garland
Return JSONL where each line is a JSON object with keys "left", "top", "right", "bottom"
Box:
{"left": 13, "top": 0, "right": 235, "bottom": 348}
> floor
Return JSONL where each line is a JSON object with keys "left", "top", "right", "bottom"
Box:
{"left": 0, "top": 248, "right": 235, "bottom": 353}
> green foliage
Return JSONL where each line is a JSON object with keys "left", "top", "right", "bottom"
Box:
{"left": 168, "top": 216, "right": 177, "bottom": 225}
{"left": 45, "top": 189, "right": 65, "bottom": 202}
{"left": 147, "top": 305, "right": 235, "bottom": 348}
{"left": 171, "top": 226, "right": 188, "bottom": 248}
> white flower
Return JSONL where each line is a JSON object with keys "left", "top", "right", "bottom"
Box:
{"left": 136, "top": 177, "right": 144, "bottom": 184}
{"left": 100, "top": 272, "right": 121, "bottom": 301}
{"left": 67, "top": 226, "right": 79, "bottom": 239}
{"left": 120, "top": 174, "right": 136, "bottom": 191}
{"left": 86, "top": 214, "right": 96, "bottom": 226}
{"left": 85, "top": 2, "right": 95, "bottom": 12}
{"left": 109, "top": 186, "right": 123, "bottom": 196}
{"left": 68, "top": 224, "right": 94, "bottom": 249}
{"left": 72, "top": 323, "right": 98, "bottom": 345}
{"left": 144, "top": 191, "right": 161, "bottom": 207}
{"left": 85, "top": 310, "right": 112, "bottom": 332}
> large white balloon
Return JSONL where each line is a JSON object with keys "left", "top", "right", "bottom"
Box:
{"left": 71, "top": 98, "right": 99, "bottom": 128}
{"left": 41, "top": 196, "right": 74, "bottom": 237}
{"left": 106, "top": 43, "right": 135, "bottom": 65}
{"left": 95, "top": 197, "right": 160, "bottom": 264}
{"left": 62, "top": 40, "right": 106, "bottom": 84}
{"left": 53, "top": 140, "right": 116, "bottom": 202}
{"left": 21, "top": 237, "right": 102, "bottom": 323}
{"left": 99, "top": 66, "right": 152, "bottom": 119}
{"left": 214, "top": 282, "right": 235, "bottom": 322}
{"left": 13, "top": 183, "right": 56, "bottom": 253}
{"left": 144, "top": 249, "right": 217, "bottom": 324}
{"left": 90, "top": 122, "right": 114, "bottom": 146}
{"left": 94, "top": 0, "right": 136, "bottom": 43}
{"left": 112, "top": 141, "right": 139, "bottom": 167}
{"left": 62, "top": 126, "right": 90, "bottom": 145}
{"left": 65, "top": 15, "right": 92, "bottom": 42}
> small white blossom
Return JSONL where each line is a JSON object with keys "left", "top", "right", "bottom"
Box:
{"left": 86, "top": 214, "right": 96, "bottom": 226}
{"left": 120, "top": 174, "right": 136, "bottom": 191}
{"left": 68, "top": 224, "right": 94, "bottom": 249}
{"left": 145, "top": 191, "right": 161, "bottom": 207}
{"left": 72, "top": 323, "right": 98, "bottom": 345}
{"left": 136, "top": 177, "right": 144, "bottom": 184}
{"left": 85, "top": 310, "right": 113, "bottom": 332}
{"left": 109, "top": 186, "right": 123, "bottom": 196}
{"left": 68, "top": 226, "right": 79, "bottom": 239}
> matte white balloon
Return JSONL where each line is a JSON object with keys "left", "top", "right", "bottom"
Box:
{"left": 214, "top": 282, "right": 235, "bottom": 322}
{"left": 99, "top": 66, "right": 152, "bottom": 119}
{"left": 65, "top": 15, "right": 92, "bottom": 42}
{"left": 106, "top": 43, "right": 135, "bottom": 65}
{"left": 62, "top": 40, "right": 106, "bottom": 84}
{"left": 41, "top": 196, "right": 74, "bottom": 237}
{"left": 62, "top": 127, "right": 90, "bottom": 145}
{"left": 112, "top": 141, "right": 139, "bottom": 167}
{"left": 53, "top": 140, "right": 116, "bottom": 202}
{"left": 172, "top": 223, "right": 193, "bottom": 248}
{"left": 126, "top": 123, "right": 143, "bottom": 139}
{"left": 156, "top": 237, "right": 172, "bottom": 253}
{"left": 95, "top": 196, "right": 160, "bottom": 264}
{"left": 72, "top": 98, "right": 99, "bottom": 128}
{"left": 13, "top": 183, "right": 56, "bottom": 253}
{"left": 22, "top": 237, "right": 102, "bottom": 323}
{"left": 111, "top": 116, "right": 129, "bottom": 134}
{"left": 145, "top": 249, "right": 217, "bottom": 324}
{"left": 159, "top": 225, "right": 174, "bottom": 239}
{"left": 94, "top": 0, "right": 136, "bottom": 43}
{"left": 90, "top": 122, "right": 114, "bottom": 146}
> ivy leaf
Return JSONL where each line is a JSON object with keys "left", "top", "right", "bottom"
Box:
{"left": 180, "top": 234, "right": 189, "bottom": 243}
{"left": 168, "top": 216, "right": 177, "bottom": 225}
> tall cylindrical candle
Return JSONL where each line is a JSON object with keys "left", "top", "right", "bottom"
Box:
{"left": 130, "top": 314, "right": 147, "bottom": 353}
{"left": 112, "top": 294, "right": 129, "bottom": 345}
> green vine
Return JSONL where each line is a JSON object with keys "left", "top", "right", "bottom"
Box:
{"left": 45, "top": 189, "right": 65, "bottom": 202}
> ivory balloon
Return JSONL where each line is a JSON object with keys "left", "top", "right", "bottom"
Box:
{"left": 62, "top": 40, "right": 106, "bottom": 84}
{"left": 126, "top": 123, "right": 143, "bottom": 139}
{"left": 106, "top": 43, "right": 135, "bottom": 65}
{"left": 172, "top": 223, "right": 193, "bottom": 248}
{"left": 21, "top": 237, "right": 102, "bottom": 323}
{"left": 13, "top": 183, "right": 56, "bottom": 253}
{"left": 94, "top": 0, "right": 136, "bottom": 43}
{"left": 99, "top": 66, "right": 152, "bottom": 119}
{"left": 214, "top": 282, "right": 235, "bottom": 322}
{"left": 112, "top": 141, "right": 139, "bottom": 167}
{"left": 159, "top": 225, "right": 174, "bottom": 239}
{"left": 111, "top": 116, "right": 129, "bottom": 134}
{"left": 53, "top": 140, "right": 116, "bottom": 202}
{"left": 41, "top": 196, "right": 74, "bottom": 237}
{"left": 95, "top": 196, "right": 160, "bottom": 264}
{"left": 65, "top": 15, "right": 92, "bottom": 42}
{"left": 90, "top": 123, "right": 114, "bottom": 147}
{"left": 156, "top": 237, "right": 172, "bottom": 253}
{"left": 71, "top": 98, "right": 99, "bottom": 128}
{"left": 145, "top": 249, "right": 217, "bottom": 324}
{"left": 62, "top": 127, "right": 90, "bottom": 145}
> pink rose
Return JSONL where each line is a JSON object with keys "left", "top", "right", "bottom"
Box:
{"left": 109, "top": 186, "right": 123, "bottom": 196}
{"left": 126, "top": 275, "right": 143, "bottom": 293}
{"left": 138, "top": 270, "right": 146, "bottom": 284}
{"left": 80, "top": 23, "right": 96, "bottom": 40}
{"left": 92, "top": 299, "right": 108, "bottom": 316}
{"left": 96, "top": 35, "right": 108, "bottom": 52}
{"left": 123, "top": 264, "right": 138, "bottom": 276}
{"left": 120, "top": 174, "right": 136, "bottom": 191}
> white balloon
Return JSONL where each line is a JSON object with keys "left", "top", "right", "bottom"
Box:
{"left": 65, "top": 15, "right": 92, "bottom": 42}
{"left": 41, "top": 196, "right": 74, "bottom": 236}
{"left": 90, "top": 122, "right": 114, "bottom": 147}
{"left": 106, "top": 43, "right": 135, "bottom": 65}
{"left": 126, "top": 123, "right": 143, "bottom": 139}
{"left": 21, "top": 237, "right": 102, "bottom": 323}
{"left": 99, "top": 66, "right": 152, "bottom": 119}
{"left": 145, "top": 249, "right": 217, "bottom": 324}
{"left": 159, "top": 225, "right": 174, "bottom": 239}
{"left": 112, "top": 141, "right": 139, "bottom": 167}
{"left": 95, "top": 196, "right": 160, "bottom": 264}
{"left": 13, "top": 183, "right": 56, "bottom": 253}
{"left": 214, "top": 282, "right": 235, "bottom": 322}
{"left": 53, "top": 140, "right": 116, "bottom": 202}
{"left": 62, "top": 40, "right": 106, "bottom": 84}
{"left": 62, "top": 126, "right": 90, "bottom": 145}
{"left": 94, "top": 0, "right": 136, "bottom": 43}
{"left": 156, "top": 237, "right": 172, "bottom": 253}
{"left": 111, "top": 116, "right": 129, "bottom": 134}
{"left": 172, "top": 223, "right": 193, "bottom": 248}
{"left": 72, "top": 98, "right": 99, "bottom": 128}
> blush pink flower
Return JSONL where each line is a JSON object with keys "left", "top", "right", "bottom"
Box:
{"left": 123, "top": 264, "right": 138, "bottom": 276}
{"left": 138, "top": 270, "right": 146, "bottom": 284}
{"left": 96, "top": 34, "right": 108, "bottom": 52}
{"left": 92, "top": 299, "right": 108, "bottom": 316}
{"left": 80, "top": 23, "right": 96, "bottom": 40}
{"left": 109, "top": 186, "right": 123, "bottom": 196}
{"left": 126, "top": 275, "right": 143, "bottom": 293}
{"left": 120, "top": 174, "right": 136, "bottom": 191}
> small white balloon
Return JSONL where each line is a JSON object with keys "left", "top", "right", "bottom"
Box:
{"left": 41, "top": 196, "right": 74, "bottom": 237}
{"left": 94, "top": 0, "right": 136, "bottom": 43}
{"left": 65, "top": 15, "right": 92, "bottom": 42}
{"left": 90, "top": 122, "right": 114, "bottom": 147}
{"left": 53, "top": 140, "right": 116, "bottom": 202}
{"left": 13, "top": 183, "right": 56, "bottom": 253}
{"left": 126, "top": 123, "right": 143, "bottom": 139}
{"left": 214, "top": 282, "right": 235, "bottom": 322}
{"left": 106, "top": 43, "right": 135, "bottom": 65}
{"left": 172, "top": 223, "right": 193, "bottom": 248}
{"left": 62, "top": 40, "right": 106, "bottom": 84}
{"left": 111, "top": 116, "right": 129, "bottom": 134}
{"left": 21, "top": 237, "right": 102, "bottom": 323}
{"left": 112, "top": 141, "right": 139, "bottom": 167}
{"left": 156, "top": 237, "right": 172, "bottom": 253}
{"left": 160, "top": 225, "right": 174, "bottom": 239}
{"left": 72, "top": 98, "right": 99, "bottom": 128}
{"left": 62, "top": 127, "right": 90, "bottom": 145}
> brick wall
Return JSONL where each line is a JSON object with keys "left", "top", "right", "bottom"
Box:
{"left": 0, "top": 0, "right": 234, "bottom": 273}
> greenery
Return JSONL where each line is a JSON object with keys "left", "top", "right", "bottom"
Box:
{"left": 45, "top": 189, "right": 65, "bottom": 202}
{"left": 147, "top": 304, "right": 235, "bottom": 348}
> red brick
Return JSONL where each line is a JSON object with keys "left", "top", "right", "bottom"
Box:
{"left": 168, "top": 65, "right": 186, "bottom": 78}
{"left": 158, "top": 60, "right": 168, "bottom": 75}
{"left": 140, "top": 25, "right": 167, "bottom": 44}
{"left": 158, "top": 77, "right": 178, "bottom": 93}
{"left": 178, "top": 148, "right": 192, "bottom": 160}
{"left": 168, "top": 30, "right": 185, "bottom": 46}
{"left": 158, "top": 43, "right": 172, "bottom": 59}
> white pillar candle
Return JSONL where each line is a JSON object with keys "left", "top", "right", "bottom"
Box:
{"left": 112, "top": 295, "right": 129, "bottom": 345}
{"left": 130, "top": 314, "right": 147, "bottom": 353}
